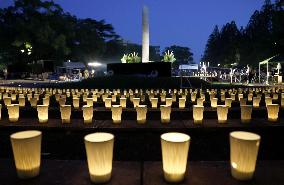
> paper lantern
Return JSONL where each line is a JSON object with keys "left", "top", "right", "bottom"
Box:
{"left": 248, "top": 94, "right": 253, "bottom": 101}
{"left": 111, "top": 95, "right": 117, "bottom": 102}
{"left": 210, "top": 98, "right": 218, "bottom": 108}
{"left": 197, "top": 98, "right": 204, "bottom": 106}
{"left": 266, "top": 104, "right": 279, "bottom": 122}
{"left": 136, "top": 105, "right": 147, "bottom": 124}
{"left": 281, "top": 98, "right": 284, "bottom": 108}
{"left": 165, "top": 98, "right": 173, "bottom": 107}
{"left": 105, "top": 98, "right": 112, "bottom": 108}
{"left": 83, "top": 105, "right": 93, "bottom": 124}
{"left": 111, "top": 105, "right": 122, "bottom": 124}
{"left": 161, "top": 132, "right": 190, "bottom": 183}
{"left": 72, "top": 98, "right": 80, "bottom": 109}
{"left": 239, "top": 98, "right": 247, "bottom": 106}
{"left": 10, "top": 130, "right": 42, "bottom": 179}
{"left": 230, "top": 131, "right": 260, "bottom": 180}
{"left": 7, "top": 104, "right": 20, "bottom": 122}
{"left": 133, "top": 98, "right": 140, "bottom": 107}
{"left": 92, "top": 94, "right": 98, "bottom": 102}
{"left": 150, "top": 98, "right": 158, "bottom": 108}
{"left": 238, "top": 94, "right": 244, "bottom": 101}
{"left": 160, "top": 94, "right": 166, "bottom": 102}
{"left": 160, "top": 105, "right": 171, "bottom": 123}
{"left": 272, "top": 93, "right": 278, "bottom": 100}
{"left": 59, "top": 98, "right": 66, "bottom": 106}
{"left": 86, "top": 98, "right": 93, "bottom": 107}
{"left": 221, "top": 93, "right": 226, "bottom": 101}
{"left": 11, "top": 93, "right": 17, "bottom": 101}
{"left": 230, "top": 93, "right": 236, "bottom": 101}
{"left": 4, "top": 97, "right": 11, "bottom": 106}
{"left": 37, "top": 105, "right": 48, "bottom": 123}
{"left": 265, "top": 97, "right": 272, "bottom": 106}
{"left": 84, "top": 132, "right": 114, "bottom": 183}
{"left": 119, "top": 97, "right": 127, "bottom": 108}
{"left": 193, "top": 105, "right": 204, "bottom": 124}
{"left": 217, "top": 105, "right": 229, "bottom": 123}
{"left": 178, "top": 98, "right": 186, "bottom": 109}
{"left": 253, "top": 97, "right": 261, "bottom": 108}
{"left": 240, "top": 105, "right": 252, "bottom": 123}
{"left": 60, "top": 105, "right": 71, "bottom": 123}
{"left": 18, "top": 97, "right": 26, "bottom": 107}
{"left": 191, "top": 93, "right": 196, "bottom": 102}
{"left": 225, "top": 98, "right": 233, "bottom": 108}
{"left": 29, "top": 97, "right": 38, "bottom": 108}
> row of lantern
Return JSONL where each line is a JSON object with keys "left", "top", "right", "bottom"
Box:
{"left": 9, "top": 130, "right": 261, "bottom": 183}
{"left": 0, "top": 103, "right": 280, "bottom": 124}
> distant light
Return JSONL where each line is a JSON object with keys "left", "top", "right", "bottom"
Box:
{"left": 18, "top": 85, "right": 21, "bottom": 87}
{"left": 88, "top": 62, "right": 102, "bottom": 67}
{"left": 20, "top": 50, "right": 25, "bottom": 53}
{"left": 218, "top": 64, "right": 220, "bottom": 66}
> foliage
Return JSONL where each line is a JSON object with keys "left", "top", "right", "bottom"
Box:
{"left": 162, "top": 50, "right": 176, "bottom": 63}
{"left": 202, "top": 0, "right": 284, "bottom": 67}
{"left": 121, "top": 52, "right": 141, "bottom": 63}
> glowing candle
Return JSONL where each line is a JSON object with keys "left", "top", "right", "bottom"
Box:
{"left": 72, "top": 97, "right": 80, "bottom": 109}
{"left": 225, "top": 98, "right": 233, "bottom": 108}
{"left": 133, "top": 98, "right": 140, "bottom": 107}
{"left": 136, "top": 105, "right": 147, "bottom": 124}
{"left": 178, "top": 98, "right": 186, "bottom": 109}
{"left": 160, "top": 105, "right": 171, "bottom": 123}
{"left": 37, "top": 105, "right": 48, "bottom": 123}
{"left": 111, "top": 105, "right": 122, "bottom": 124}
{"left": 230, "top": 131, "right": 260, "bottom": 180}
{"left": 217, "top": 105, "right": 229, "bottom": 123}
{"left": 84, "top": 132, "right": 114, "bottom": 183}
{"left": 266, "top": 104, "right": 279, "bottom": 122}
{"left": 7, "top": 104, "right": 20, "bottom": 122}
{"left": 86, "top": 98, "right": 93, "bottom": 107}
{"left": 239, "top": 98, "right": 247, "bottom": 106}
{"left": 83, "top": 105, "right": 93, "bottom": 124}
{"left": 210, "top": 98, "right": 218, "bottom": 108}
{"left": 193, "top": 105, "right": 204, "bottom": 124}
{"left": 165, "top": 98, "right": 173, "bottom": 107}
{"left": 197, "top": 98, "right": 204, "bottom": 106}
{"left": 4, "top": 97, "right": 12, "bottom": 106}
{"left": 105, "top": 98, "right": 112, "bottom": 108}
{"left": 60, "top": 105, "right": 71, "bottom": 123}
{"left": 18, "top": 97, "right": 26, "bottom": 107}
{"left": 253, "top": 97, "right": 261, "bottom": 108}
{"left": 10, "top": 130, "right": 42, "bottom": 179}
{"left": 150, "top": 98, "right": 158, "bottom": 108}
{"left": 161, "top": 132, "right": 190, "bottom": 183}
{"left": 265, "top": 97, "right": 272, "bottom": 106}
{"left": 240, "top": 105, "right": 252, "bottom": 123}
{"left": 119, "top": 97, "right": 127, "bottom": 108}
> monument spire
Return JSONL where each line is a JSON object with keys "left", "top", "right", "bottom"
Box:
{"left": 142, "top": 5, "right": 149, "bottom": 63}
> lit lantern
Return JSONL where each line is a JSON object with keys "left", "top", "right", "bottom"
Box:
{"left": 191, "top": 93, "right": 197, "bottom": 102}
{"left": 240, "top": 105, "right": 252, "bottom": 123}
{"left": 266, "top": 104, "right": 279, "bottom": 122}
{"left": 160, "top": 105, "right": 171, "bottom": 123}
{"left": 210, "top": 98, "right": 218, "bottom": 108}
{"left": 221, "top": 93, "right": 226, "bottom": 102}
{"left": 59, "top": 97, "right": 66, "bottom": 106}
{"left": 248, "top": 94, "right": 253, "bottom": 101}
{"left": 18, "top": 97, "right": 26, "bottom": 107}
{"left": 55, "top": 94, "right": 60, "bottom": 101}
{"left": 11, "top": 93, "right": 17, "bottom": 101}
{"left": 7, "top": 104, "right": 20, "bottom": 122}
{"left": 4, "top": 97, "right": 12, "bottom": 106}
{"left": 239, "top": 98, "right": 247, "bottom": 106}
{"left": 41, "top": 97, "right": 49, "bottom": 106}
{"left": 86, "top": 98, "right": 93, "bottom": 107}
{"left": 160, "top": 94, "right": 166, "bottom": 102}
{"left": 0, "top": 104, "right": 2, "bottom": 120}
{"left": 111, "top": 105, "right": 122, "bottom": 124}
{"left": 225, "top": 98, "right": 233, "bottom": 108}
{"left": 197, "top": 98, "right": 204, "bottom": 106}
{"left": 193, "top": 105, "right": 204, "bottom": 124}
{"left": 72, "top": 98, "right": 80, "bottom": 109}
{"left": 133, "top": 98, "right": 140, "bottom": 107}
{"left": 281, "top": 98, "right": 284, "bottom": 108}
{"left": 230, "top": 131, "right": 260, "bottom": 180}
{"left": 60, "top": 105, "right": 71, "bottom": 123}
{"left": 238, "top": 94, "right": 244, "bottom": 101}
{"left": 253, "top": 97, "right": 261, "bottom": 108}
{"left": 272, "top": 93, "right": 278, "bottom": 100}
{"left": 265, "top": 97, "right": 272, "bottom": 106}
{"left": 111, "top": 95, "right": 117, "bottom": 102}
{"left": 161, "top": 132, "right": 190, "bottom": 183}
{"left": 150, "top": 98, "right": 158, "bottom": 108}
{"left": 165, "top": 98, "right": 173, "bottom": 107}
{"left": 92, "top": 94, "right": 98, "bottom": 102}
{"left": 37, "top": 105, "right": 48, "bottom": 123}
{"left": 29, "top": 97, "right": 38, "bottom": 108}
{"left": 105, "top": 98, "right": 112, "bottom": 108}
{"left": 84, "top": 132, "right": 114, "bottom": 183}
{"left": 179, "top": 98, "right": 186, "bottom": 109}
{"left": 10, "top": 130, "right": 42, "bottom": 179}
{"left": 83, "top": 105, "right": 93, "bottom": 124}
{"left": 136, "top": 105, "right": 147, "bottom": 124}
{"left": 230, "top": 93, "right": 236, "bottom": 101}
{"left": 119, "top": 97, "right": 127, "bottom": 108}
{"left": 217, "top": 105, "right": 229, "bottom": 123}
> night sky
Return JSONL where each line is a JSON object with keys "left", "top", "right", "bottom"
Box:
{"left": 1, "top": 0, "right": 264, "bottom": 62}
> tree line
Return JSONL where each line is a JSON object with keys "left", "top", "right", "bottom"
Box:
{"left": 202, "top": 0, "right": 284, "bottom": 67}
{"left": 0, "top": 0, "right": 194, "bottom": 71}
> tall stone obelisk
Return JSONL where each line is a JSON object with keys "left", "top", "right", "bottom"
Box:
{"left": 142, "top": 5, "right": 149, "bottom": 63}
